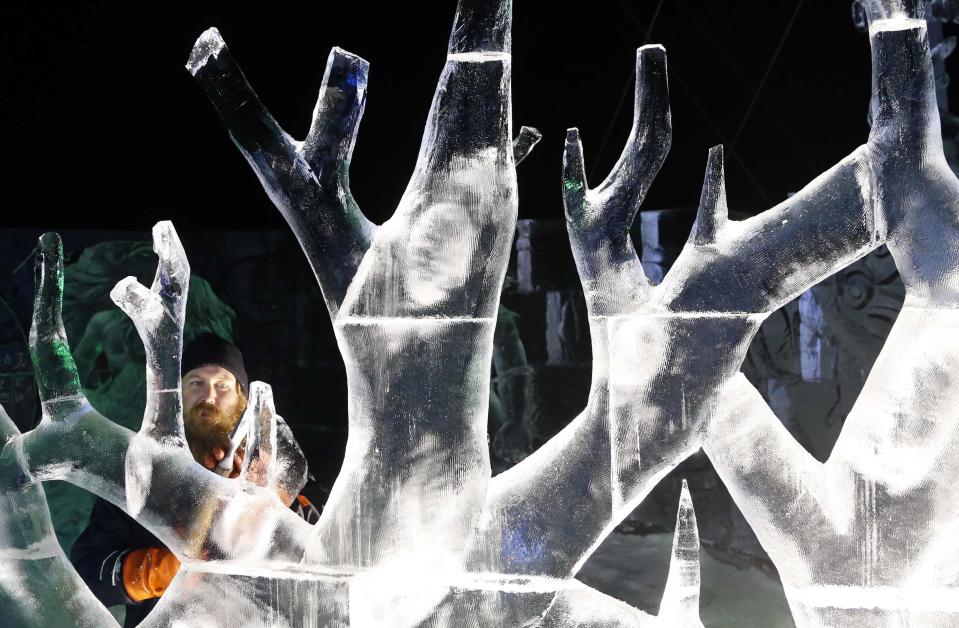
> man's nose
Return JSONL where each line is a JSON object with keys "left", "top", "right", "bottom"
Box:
{"left": 202, "top": 384, "right": 218, "bottom": 403}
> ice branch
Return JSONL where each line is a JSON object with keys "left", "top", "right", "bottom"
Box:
{"left": 562, "top": 46, "right": 670, "bottom": 316}
{"left": 239, "top": 382, "right": 278, "bottom": 489}
{"left": 110, "top": 221, "right": 188, "bottom": 445}
{"left": 301, "top": 48, "right": 369, "bottom": 186}
{"left": 866, "top": 16, "right": 959, "bottom": 304}
{"left": 512, "top": 125, "right": 542, "bottom": 165}
{"left": 481, "top": 29, "right": 883, "bottom": 580}
{"left": 188, "top": 29, "right": 374, "bottom": 316}
{"left": 0, "top": 405, "right": 120, "bottom": 627}
{"left": 592, "top": 45, "right": 672, "bottom": 222}
{"left": 658, "top": 480, "right": 703, "bottom": 625}
{"left": 401, "top": 15, "right": 514, "bottom": 230}
{"left": 661, "top": 146, "right": 875, "bottom": 314}
{"left": 689, "top": 145, "right": 727, "bottom": 246}
{"left": 30, "top": 233, "right": 83, "bottom": 411}
{"left": 561, "top": 128, "right": 589, "bottom": 223}
{"left": 704, "top": 376, "right": 829, "bottom": 553}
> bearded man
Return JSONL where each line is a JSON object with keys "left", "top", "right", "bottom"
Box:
{"left": 70, "top": 334, "right": 319, "bottom": 627}
{"left": 180, "top": 333, "right": 251, "bottom": 476}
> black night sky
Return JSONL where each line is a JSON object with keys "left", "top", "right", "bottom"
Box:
{"left": 4, "top": 1, "right": 948, "bottom": 231}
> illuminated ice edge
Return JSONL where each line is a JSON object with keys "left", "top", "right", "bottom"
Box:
{"left": 869, "top": 18, "right": 926, "bottom": 37}
{"left": 335, "top": 316, "right": 495, "bottom": 326}
{"left": 180, "top": 560, "right": 584, "bottom": 593}
{"left": 448, "top": 51, "right": 511, "bottom": 62}
{"left": 785, "top": 585, "right": 959, "bottom": 613}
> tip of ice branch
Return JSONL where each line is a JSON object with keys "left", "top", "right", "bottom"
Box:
{"left": 34, "top": 233, "right": 63, "bottom": 308}
{"left": 244, "top": 382, "right": 276, "bottom": 440}
{"left": 513, "top": 126, "right": 542, "bottom": 165}
{"left": 323, "top": 47, "right": 370, "bottom": 103}
{"left": 186, "top": 27, "right": 226, "bottom": 76}
{"left": 38, "top": 232, "right": 62, "bottom": 255}
{"left": 564, "top": 128, "right": 585, "bottom": 175}
{"left": 631, "top": 44, "right": 671, "bottom": 159}
{"left": 659, "top": 479, "right": 701, "bottom": 622}
{"left": 519, "top": 125, "right": 542, "bottom": 143}
{"left": 329, "top": 46, "right": 370, "bottom": 75}
{"left": 692, "top": 145, "right": 727, "bottom": 245}
{"left": 635, "top": 44, "right": 669, "bottom": 108}
{"left": 674, "top": 479, "right": 698, "bottom": 553}
{"left": 152, "top": 221, "right": 186, "bottom": 266}
{"left": 150, "top": 221, "right": 188, "bottom": 309}
{"left": 251, "top": 381, "right": 275, "bottom": 412}
{"left": 30, "top": 231, "right": 85, "bottom": 404}
{"left": 327, "top": 47, "right": 370, "bottom": 85}
{"left": 562, "top": 128, "right": 589, "bottom": 224}
{"left": 110, "top": 276, "right": 161, "bottom": 322}
{"left": 301, "top": 45, "right": 371, "bottom": 182}
{"left": 636, "top": 44, "right": 667, "bottom": 70}
{"left": 109, "top": 276, "right": 138, "bottom": 305}
{"left": 679, "top": 478, "right": 692, "bottom": 507}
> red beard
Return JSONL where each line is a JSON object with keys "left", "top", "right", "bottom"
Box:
{"left": 183, "top": 397, "right": 246, "bottom": 465}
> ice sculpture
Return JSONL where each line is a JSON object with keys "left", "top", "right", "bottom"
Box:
{"left": 1, "top": 0, "right": 956, "bottom": 625}
{"left": 703, "top": 4, "right": 959, "bottom": 626}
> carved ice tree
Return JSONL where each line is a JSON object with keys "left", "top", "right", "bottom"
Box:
{"left": 0, "top": 0, "right": 956, "bottom": 626}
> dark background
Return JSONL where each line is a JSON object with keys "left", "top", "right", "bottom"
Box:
{"left": 4, "top": 1, "right": 945, "bottom": 230}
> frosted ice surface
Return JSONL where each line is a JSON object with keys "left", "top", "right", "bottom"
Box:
{"left": 703, "top": 4, "right": 959, "bottom": 626}
{"left": 1, "top": 0, "right": 957, "bottom": 626}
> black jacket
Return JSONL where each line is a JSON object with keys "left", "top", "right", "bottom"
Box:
{"left": 71, "top": 494, "right": 321, "bottom": 627}
{"left": 70, "top": 499, "right": 163, "bottom": 627}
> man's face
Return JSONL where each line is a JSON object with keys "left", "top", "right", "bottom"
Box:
{"left": 182, "top": 366, "right": 240, "bottom": 419}
{"left": 181, "top": 366, "right": 246, "bottom": 469}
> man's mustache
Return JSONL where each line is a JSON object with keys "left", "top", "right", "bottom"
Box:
{"left": 184, "top": 399, "right": 245, "bottom": 465}
{"left": 186, "top": 402, "right": 236, "bottom": 431}
{"left": 191, "top": 401, "right": 218, "bottom": 414}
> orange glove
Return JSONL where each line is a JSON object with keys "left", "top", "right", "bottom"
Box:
{"left": 122, "top": 547, "right": 181, "bottom": 602}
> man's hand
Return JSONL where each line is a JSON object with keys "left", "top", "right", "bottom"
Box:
{"left": 122, "top": 547, "right": 181, "bottom": 602}
{"left": 202, "top": 446, "right": 245, "bottom": 478}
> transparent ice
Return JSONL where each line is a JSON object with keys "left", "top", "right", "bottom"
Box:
{"left": 0, "top": 0, "right": 955, "bottom": 625}
{"left": 704, "top": 3, "right": 959, "bottom": 625}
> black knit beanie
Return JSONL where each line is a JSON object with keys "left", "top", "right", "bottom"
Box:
{"left": 182, "top": 333, "right": 249, "bottom": 394}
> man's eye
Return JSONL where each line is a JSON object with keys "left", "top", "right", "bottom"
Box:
{"left": 215, "top": 383, "right": 230, "bottom": 391}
